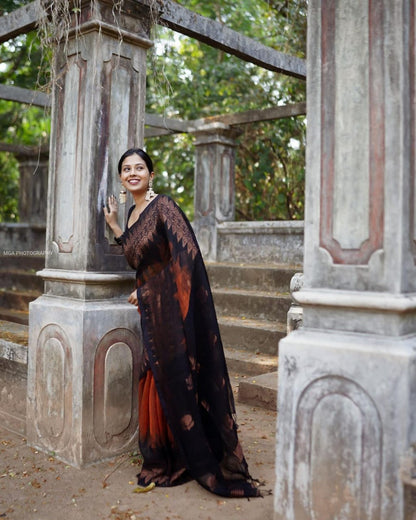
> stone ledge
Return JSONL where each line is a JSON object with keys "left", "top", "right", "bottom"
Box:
{"left": 238, "top": 371, "right": 277, "bottom": 410}
{"left": 224, "top": 347, "right": 277, "bottom": 376}
{"left": 0, "top": 340, "right": 28, "bottom": 365}
{"left": 38, "top": 269, "right": 136, "bottom": 284}
{"left": 217, "top": 221, "right": 304, "bottom": 235}
{"left": 216, "top": 221, "right": 304, "bottom": 265}
{"left": 295, "top": 288, "right": 416, "bottom": 313}
{"left": 0, "top": 320, "right": 28, "bottom": 365}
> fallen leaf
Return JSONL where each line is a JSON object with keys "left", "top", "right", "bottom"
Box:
{"left": 133, "top": 482, "right": 155, "bottom": 493}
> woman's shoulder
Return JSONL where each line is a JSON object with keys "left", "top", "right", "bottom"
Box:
{"left": 156, "top": 194, "right": 193, "bottom": 230}
{"left": 154, "top": 194, "right": 180, "bottom": 212}
{"left": 155, "top": 193, "right": 173, "bottom": 204}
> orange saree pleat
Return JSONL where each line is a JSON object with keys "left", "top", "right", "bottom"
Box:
{"left": 139, "top": 369, "right": 173, "bottom": 449}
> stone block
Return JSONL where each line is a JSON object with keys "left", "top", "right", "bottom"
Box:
{"left": 217, "top": 221, "right": 304, "bottom": 266}
{"left": 27, "top": 295, "right": 142, "bottom": 467}
{"left": 238, "top": 371, "right": 277, "bottom": 410}
{"left": 274, "top": 329, "right": 416, "bottom": 520}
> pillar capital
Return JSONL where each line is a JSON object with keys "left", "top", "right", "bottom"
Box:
{"left": 193, "top": 122, "right": 241, "bottom": 147}
{"left": 43, "top": 0, "right": 153, "bottom": 46}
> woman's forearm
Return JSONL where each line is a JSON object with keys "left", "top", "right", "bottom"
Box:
{"left": 109, "top": 222, "right": 124, "bottom": 238}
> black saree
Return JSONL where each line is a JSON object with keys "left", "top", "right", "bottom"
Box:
{"left": 119, "top": 194, "right": 261, "bottom": 498}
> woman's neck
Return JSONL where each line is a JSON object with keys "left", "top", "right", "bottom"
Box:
{"left": 132, "top": 192, "right": 147, "bottom": 208}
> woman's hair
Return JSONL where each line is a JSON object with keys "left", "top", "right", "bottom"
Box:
{"left": 118, "top": 148, "right": 153, "bottom": 175}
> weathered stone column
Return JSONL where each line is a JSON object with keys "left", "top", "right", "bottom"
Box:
{"left": 27, "top": 1, "right": 152, "bottom": 467}
{"left": 192, "top": 123, "right": 239, "bottom": 261}
{"left": 274, "top": 1, "right": 416, "bottom": 519}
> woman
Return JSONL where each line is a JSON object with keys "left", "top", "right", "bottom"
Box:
{"left": 104, "top": 148, "right": 262, "bottom": 498}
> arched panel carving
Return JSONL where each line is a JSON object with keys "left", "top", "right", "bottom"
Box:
{"left": 219, "top": 149, "right": 234, "bottom": 218}
{"left": 294, "top": 375, "right": 382, "bottom": 520}
{"left": 93, "top": 328, "right": 141, "bottom": 450}
{"left": 53, "top": 54, "right": 87, "bottom": 254}
{"left": 195, "top": 148, "right": 214, "bottom": 217}
{"left": 319, "top": 0, "right": 384, "bottom": 265}
{"left": 35, "top": 324, "right": 73, "bottom": 452}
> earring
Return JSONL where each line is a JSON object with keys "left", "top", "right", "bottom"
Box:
{"left": 145, "top": 178, "right": 157, "bottom": 201}
{"left": 119, "top": 187, "right": 127, "bottom": 204}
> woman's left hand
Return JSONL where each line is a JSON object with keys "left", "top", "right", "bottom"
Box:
{"left": 103, "top": 195, "right": 119, "bottom": 227}
{"left": 128, "top": 290, "right": 138, "bottom": 306}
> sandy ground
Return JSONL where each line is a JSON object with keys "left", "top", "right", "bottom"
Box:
{"left": 0, "top": 384, "right": 277, "bottom": 520}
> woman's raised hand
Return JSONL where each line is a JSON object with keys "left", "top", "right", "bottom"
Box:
{"left": 103, "top": 195, "right": 119, "bottom": 227}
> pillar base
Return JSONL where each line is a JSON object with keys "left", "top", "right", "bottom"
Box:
{"left": 27, "top": 294, "right": 142, "bottom": 468}
{"left": 274, "top": 328, "right": 416, "bottom": 520}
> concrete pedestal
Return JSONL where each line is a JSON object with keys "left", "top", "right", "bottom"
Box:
{"left": 275, "top": 328, "right": 416, "bottom": 520}
{"left": 27, "top": 295, "right": 142, "bottom": 467}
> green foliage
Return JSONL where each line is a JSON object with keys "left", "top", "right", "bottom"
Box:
{"left": 0, "top": 1, "right": 50, "bottom": 222}
{"left": 0, "top": 0, "right": 28, "bottom": 16}
{"left": 236, "top": 117, "right": 305, "bottom": 220}
{"left": 0, "top": 0, "right": 306, "bottom": 222}
{"left": 147, "top": 133, "right": 196, "bottom": 219}
{"left": 0, "top": 152, "right": 19, "bottom": 222}
{"left": 146, "top": 0, "right": 307, "bottom": 220}
{"left": 0, "top": 99, "right": 50, "bottom": 145}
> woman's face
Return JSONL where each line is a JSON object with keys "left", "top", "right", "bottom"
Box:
{"left": 120, "top": 153, "right": 153, "bottom": 195}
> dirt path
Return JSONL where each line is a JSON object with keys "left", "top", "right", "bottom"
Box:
{"left": 0, "top": 396, "right": 277, "bottom": 520}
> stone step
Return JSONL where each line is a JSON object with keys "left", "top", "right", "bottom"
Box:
{"left": 0, "top": 320, "right": 29, "bottom": 349}
{"left": 0, "top": 288, "right": 39, "bottom": 311}
{"left": 0, "top": 307, "right": 29, "bottom": 325}
{"left": 0, "top": 254, "right": 45, "bottom": 271}
{"left": 0, "top": 317, "right": 278, "bottom": 384}
{"left": 0, "top": 268, "right": 43, "bottom": 292}
{"left": 0, "top": 319, "right": 28, "bottom": 435}
{"left": 238, "top": 371, "right": 278, "bottom": 410}
{"left": 218, "top": 316, "right": 285, "bottom": 356}
{"left": 0, "top": 319, "right": 278, "bottom": 430}
{"left": 0, "top": 259, "right": 287, "bottom": 414}
{"left": 207, "top": 261, "right": 300, "bottom": 293}
{"left": 213, "top": 287, "right": 291, "bottom": 322}
{"left": 0, "top": 354, "right": 27, "bottom": 436}
{"left": 224, "top": 346, "right": 277, "bottom": 376}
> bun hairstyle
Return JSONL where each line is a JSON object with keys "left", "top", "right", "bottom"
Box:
{"left": 118, "top": 148, "right": 154, "bottom": 175}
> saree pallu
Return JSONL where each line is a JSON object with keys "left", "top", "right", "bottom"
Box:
{"left": 120, "top": 194, "right": 261, "bottom": 498}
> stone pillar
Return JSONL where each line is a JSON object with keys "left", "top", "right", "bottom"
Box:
{"left": 16, "top": 151, "right": 48, "bottom": 226}
{"left": 192, "top": 123, "right": 239, "bottom": 261}
{"left": 27, "top": 1, "right": 152, "bottom": 467}
{"left": 274, "top": 1, "right": 416, "bottom": 519}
